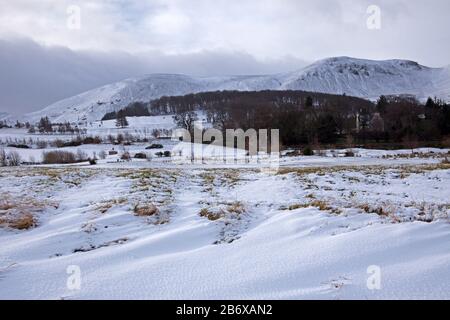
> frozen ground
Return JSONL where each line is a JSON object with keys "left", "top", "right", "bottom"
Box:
{"left": 1, "top": 157, "right": 450, "bottom": 299}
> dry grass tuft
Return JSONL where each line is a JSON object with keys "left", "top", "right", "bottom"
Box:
{"left": 134, "top": 204, "right": 159, "bottom": 216}
{"left": 0, "top": 200, "right": 15, "bottom": 211}
{"left": 200, "top": 201, "right": 246, "bottom": 221}
{"left": 278, "top": 163, "right": 450, "bottom": 179}
{"left": 8, "top": 213, "right": 35, "bottom": 230}
{"left": 358, "top": 204, "right": 391, "bottom": 217}
{"left": 95, "top": 198, "right": 127, "bottom": 214}
{"left": 284, "top": 199, "right": 341, "bottom": 214}
{"left": 288, "top": 203, "right": 310, "bottom": 210}
{"left": 199, "top": 208, "right": 224, "bottom": 221}
{"left": 0, "top": 194, "right": 55, "bottom": 230}
{"left": 226, "top": 201, "right": 245, "bottom": 214}
{"left": 309, "top": 200, "right": 332, "bottom": 211}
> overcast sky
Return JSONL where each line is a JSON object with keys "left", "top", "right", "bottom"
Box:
{"left": 1, "top": 0, "right": 450, "bottom": 115}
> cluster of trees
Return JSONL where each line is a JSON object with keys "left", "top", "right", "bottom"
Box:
{"left": 115, "top": 110, "right": 129, "bottom": 128}
{"left": 155, "top": 90, "right": 373, "bottom": 147}
{"left": 100, "top": 108, "right": 131, "bottom": 128}
{"left": 37, "top": 117, "right": 53, "bottom": 133}
{"left": 14, "top": 121, "right": 31, "bottom": 129}
{"left": 150, "top": 128, "right": 171, "bottom": 139}
{"left": 102, "top": 102, "right": 150, "bottom": 121}
{"left": 26, "top": 117, "right": 87, "bottom": 135}
{"left": 157, "top": 90, "right": 450, "bottom": 148}
{"left": 42, "top": 150, "right": 95, "bottom": 164}
{"left": 0, "top": 148, "right": 21, "bottom": 166}
{"left": 347, "top": 95, "right": 450, "bottom": 148}
{"left": 0, "top": 132, "right": 160, "bottom": 152}
{"left": 0, "top": 120, "right": 10, "bottom": 129}
{"left": 101, "top": 90, "right": 450, "bottom": 148}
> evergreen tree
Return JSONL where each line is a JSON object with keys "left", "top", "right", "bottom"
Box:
{"left": 115, "top": 110, "right": 129, "bottom": 128}
{"left": 38, "top": 117, "right": 52, "bottom": 133}
{"left": 425, "top": 97, "right": 436, "bottom": 109}
{"left": 376, "top": 95, "right": 388, "bottom": 114}
{"left": 305, "top": 96, "right": 313, "bottom": 108}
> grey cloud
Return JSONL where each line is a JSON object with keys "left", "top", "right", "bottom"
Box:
{"left": 1, "top": 0, "right": 450, "bottom": 116}
{"left": 0, "top": 38, "right": 307, "bottom": 115}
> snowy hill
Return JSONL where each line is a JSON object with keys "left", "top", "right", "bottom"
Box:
{"left": 280, "top": 57, "right": 450, "bottom": 100}
{"left": 23, "top": 74, "right": 281, "bottom": 123}
{"left": 23, "top": 57, "right": 450, "bottom": 123}
{"left": 0, "top": 112, "right": 10, "bottom": 121}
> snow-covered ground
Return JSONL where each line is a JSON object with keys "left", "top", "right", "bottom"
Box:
{"left": 1, "top": 156, "right": 450, "bottom": 299}
{"left": 2, "top": 120, "right": 450, "bottom": 299}
{"left": 89, "top": 115, "right": 177, "bottom": 135}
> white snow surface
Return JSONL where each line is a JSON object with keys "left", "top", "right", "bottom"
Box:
{"left": 22, "top": 57, "right": 450, "bottom": 123}
{"left": 1, "top": 155, "right": 450, "bottom": 299}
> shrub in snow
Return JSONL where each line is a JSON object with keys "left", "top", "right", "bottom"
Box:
{"left": 0, "top": 148, "right": 6, "bottom": 166}
{"left": 43, "top": 151, "right": 77, "bottom": 164}
{"left": 345, "top": 150, "right": 355, "bottom": 157}
{"left": 134, "top": 153, "right": 147, "bottom": 159}
{"left": 199, "top": 208, "right": 224, "bottom": 221}
{"left": 7, "top": 144, "right": 30, "bottom": 149}
{"left": 133, "top": 204, "right": 159, "bottom": 216}
{"left": 82, "top": 136, "right": 102, "bottom": 144}
{"left": 50, "top": 139, "right": 66, "bottom": 148}
{"left": 76, "top": 149, "right": 88, "bottom": 162}
{"left": 302, "top": 146, "right": 314, "bottom": 156}
{"left": 146, "top": 144, "right": 164, "bottom": 149}
{"left": 121, "top": 152, "right": 131, "bottom": 161}
{"left": 163, "top": 151, "right": 171, "bottom": 157}
{"left": 36, "top": 140, "right": 48, "bottom": 149}
{"left": 8, "top": 213, "right": 35, "bottom": 230}
{"left": 7, "top": 151, "right": 21, "bottom": 166}
{"left": 284, "top": 150, "right": 302, "bottom": 157}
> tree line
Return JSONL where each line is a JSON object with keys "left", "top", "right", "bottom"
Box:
{"left": 103, "top": 90, "right": 450, "bottom": 148}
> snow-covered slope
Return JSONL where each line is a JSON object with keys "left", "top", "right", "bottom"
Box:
{"left": 281, "top": 57, "right": 450, "bottom": 100}
{"left": 0, "top": 112, "right": 10, "bottom": 121}
{"left": 23, "top": 57, "right": 450, "bottom": 123}
{"left": 23, "top": 74, "right": 281, "bottom": 123}
{"left": 1, "top": 162, "right": 450, "bottom": 299}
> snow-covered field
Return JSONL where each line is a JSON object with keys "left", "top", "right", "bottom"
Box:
{"left": 1, "top": 156, "right": 450, "bottom": 299}
{"left": 1, "top": 120, "right": 450, "bottom": 300}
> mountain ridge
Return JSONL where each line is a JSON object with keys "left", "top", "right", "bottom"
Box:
{"left": 22, "top": 56, "right": 450, "bottom": 123}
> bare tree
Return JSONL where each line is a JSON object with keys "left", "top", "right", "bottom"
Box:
{"left": 345, "top": 134, "right": 355, "bottom": 148}
{"left": 402, "top": 133, "right": 419, "bottom": 154}
{"left": 99, "top": 150, "right": 107, "bottom": 160}
{"left": 173, "top": 111, "right": 198, "bottom": 134}
{"left": 76, "top": 149, "right": 88, "bottom": 162}
{"left": 151, "top": 128, "right": 161, "bottom": 139}
{"left": 0, "top": 148, "right": 7, "bottom": 166}
{"left": 8, "top": 151, "right": 21, "bottom": 166}
{"left": 115, "top": 110, "right": 129, "bottom": 128}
